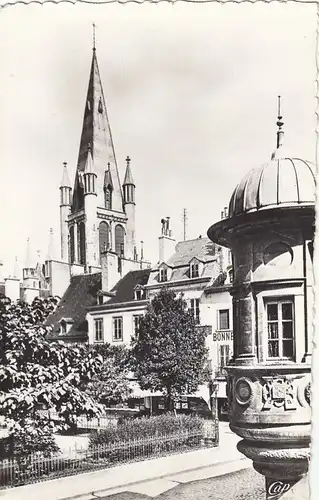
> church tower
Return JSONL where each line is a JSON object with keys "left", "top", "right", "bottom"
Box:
{"left": 123, "top": 156, "right": 136, "bottom": 260}
{"left": 59, "top": 162, "right": 72, "bottom": 262}
{"left": 66, "top": 40, "right": 134, "bottom": 272}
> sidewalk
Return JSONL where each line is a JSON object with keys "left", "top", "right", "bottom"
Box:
{"left": 0, "top": 423, "right": 251, "bottom": 500}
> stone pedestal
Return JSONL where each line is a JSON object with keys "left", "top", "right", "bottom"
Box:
{"left": 227, "top": 364, "right": 311, "bottom": 499}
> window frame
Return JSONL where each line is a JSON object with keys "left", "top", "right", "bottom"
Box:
{"left": 190, "top": 298, "right": 200, "bottom": 324}
{"left": 94, "top": 318, "right": 104, "bottom": 343}
{"left": 190, "top": 261, "right": 199, "bottom": 279}
{"left": 133, "top": 314, "right": 143, "bottom": 337}
{"left": 219, "top": 344, "right": 230, "bottom": 368}
{"left": 218, "top": 309, "right": 230, "bottom": 331}
{"left": 265, "top": 297, "right": 295, "bottom": 361}
{"left": 159, "top": 267, "right": 168, "bottom": 283}
{"left": 113, "top": 316, "right": 123, "bottom": 342}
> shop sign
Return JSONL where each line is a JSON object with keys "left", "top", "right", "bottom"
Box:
{"left": 213, "top": 331, "right": 233, "bottom": 342}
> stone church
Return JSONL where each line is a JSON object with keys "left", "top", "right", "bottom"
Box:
{"left": 1, "top": 43, "right": 150, "bottom": 311}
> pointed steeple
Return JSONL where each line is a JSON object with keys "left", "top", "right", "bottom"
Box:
{"left": 123, "top": 156, "right": 135, "bottom": 205}
{"left": 83, "top": 144, "right": 97, "bottom": 195}
{"left": 60, "top": 162, "right": 72, "bottom": 207}
{"left": 60, "top": 162, "right": 71, "bottom": 188}
{"left": 123, "top": 156, "right": 135, "bottom": 186}
{"left": 104, "top": 163, "right": 114, "bottom": 190}
{"left": 72, "top": 45, "right": 123, "bottom": 212}
{"left": 84, "top": 145, "right": 95, "bottom": 175}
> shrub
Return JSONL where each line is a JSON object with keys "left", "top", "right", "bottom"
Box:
{"left": 89, "top": 413, "right": 204, "bottom": 447}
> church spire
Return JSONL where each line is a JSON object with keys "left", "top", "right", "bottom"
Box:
{"left": 71, "top": 41, "right": 123, "bottom": 213}
{"left": 123, "top": 156, "right": 135, "bottom": 205}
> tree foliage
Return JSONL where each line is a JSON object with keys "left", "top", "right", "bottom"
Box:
{"left": 130, "top": 288, "right": 209, "bottom": 410}
{"left": 82, "top": 344, "right": 132, "bottom": 406}
{"left": 0, "top": 295, "right": 103, "bottom": 453}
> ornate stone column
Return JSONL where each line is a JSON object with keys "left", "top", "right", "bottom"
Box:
{"left": 207, "top": 107, "right": 315, "bottom": 499}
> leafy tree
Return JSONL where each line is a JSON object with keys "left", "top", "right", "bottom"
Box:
{"left": 82, "top": 344, "right": 132, "bottom": 406}
{"left": 130, "top": 288, "right": 210, "bottom": 411}
{"left": 0, "top": 295, "right": 103, "bottom": 455}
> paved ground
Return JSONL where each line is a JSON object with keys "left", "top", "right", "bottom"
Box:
{"left": 99, "top": 468, "right": 265, "bottom": 500}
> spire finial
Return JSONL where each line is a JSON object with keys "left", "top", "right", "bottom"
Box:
{"left": 126, "top": 156, "right": 131, "bottom": 167}
{"left": 276, "top": 95, "right": 284, "bottom": 149}
{"left": 92, "top": 23, "right": 96, "bottom": 51}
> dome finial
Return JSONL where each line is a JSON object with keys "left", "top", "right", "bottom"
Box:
{"left": 276, "top": 95, "right": 284, "bottom": 149}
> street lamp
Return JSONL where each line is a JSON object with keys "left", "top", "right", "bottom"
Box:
{"left": 207, "top": 101, "right": 314, "bottom": 499}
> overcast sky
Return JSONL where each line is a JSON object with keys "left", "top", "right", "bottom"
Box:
{"left": 0, "top": 1, "right": 316, "bottom": 276}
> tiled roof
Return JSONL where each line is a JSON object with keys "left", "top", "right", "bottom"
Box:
{"left": 45, "top": 273, "right": 101, "bottom": 340}
{"left": 106, "top": 269, "right": 151, "bottom": 305}
{"left": 166, "top": 238, "right": 217, "bottom": 267}
{"left": 147, "top": 237, "right": 220, "bottom": 287}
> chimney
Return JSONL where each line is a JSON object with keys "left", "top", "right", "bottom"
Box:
{"left": 101, "top": 249, "right": 120, "bottom": 293}
{"left": 159, "top": 217, "right": 176, "bottom": 263}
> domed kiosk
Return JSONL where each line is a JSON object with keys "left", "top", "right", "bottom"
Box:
{"left": 208, "top": 99, "right": 315, "bottom": 499}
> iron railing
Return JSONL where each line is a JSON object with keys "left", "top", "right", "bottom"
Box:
{"left": 0, "top": 423, "right": 218, "bottom": 489}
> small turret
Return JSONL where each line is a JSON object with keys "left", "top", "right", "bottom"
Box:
{"left": 60, "top": 162, "right": 72, "bottom": 206}
{"left": 83, "top": 145, "right": 98, "bottom": 269}
{"left": 83, "top": 145, "right": 97, "bottom": 195}
{"left": 60, "top": 162, "right": 72, "bottom": 262}
{"left": 123, "top": 156, "right": 135, "bottom": 205}
{"left": 122, "top": 156, "right": 136, "bottom": 260}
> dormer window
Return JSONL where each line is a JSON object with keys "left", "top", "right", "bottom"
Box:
{"left": 135, "top": 285, "right": 145, "bottom": 300}
{"left": 159, "top": 267, "right": 168, "bottom": 282}
{"left": 59, "top": 318, "right": 74, "bottom": 335}
{"left": 190, "top": 262, "right": 199, "bottom": 278}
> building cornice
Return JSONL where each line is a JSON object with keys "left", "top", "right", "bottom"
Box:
{"left": 88, "top": 299, "right": 148, "bottom": 313}
{"left": 204, "top": 284, "right": 233, "bottom": 294}
{"left": 145, "top": 276, "right": 210, "bottom": 290}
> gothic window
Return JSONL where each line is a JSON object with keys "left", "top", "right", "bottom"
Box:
{"left": 105, "top": 187, "right": 112, "bottom": 209}
{"left": 190, "top": 298, "right": 200, "bottom": 324}
{"left": 266, "top": 299, "right": 294, "bottom": 359}
{"left": 69, "top": 226, "right": 75, "bottom": 264}
{"left": 99, "top": 221, "right": 110, "bottom": 258}
{"left": 115, "top": 225, "right": 125, "bottom": 257}
{"left": 78, "top": 222, "right": 86, "bottom": 266}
